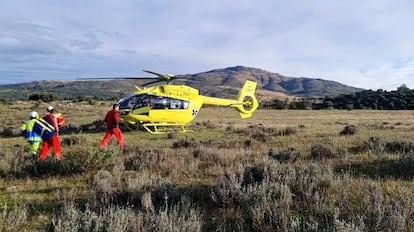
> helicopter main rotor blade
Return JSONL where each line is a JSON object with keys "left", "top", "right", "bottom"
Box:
{"left": 142, "top": 69, "right": 176, "bottom": 81}
{"left": 142, "top": 79, "right": 163, "bottom": 86}
{"left": 78, "top": 69, "right": 188, "bottom": 85}
{"left": 78, "top": 77, "right": 157, "bottom": 80}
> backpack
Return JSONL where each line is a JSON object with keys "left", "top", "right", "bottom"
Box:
{"left": 55, "top": 113, "right": 65, "bottom": 127}
{"left": 32, "top": 119, "right": 55, "bottom": 140}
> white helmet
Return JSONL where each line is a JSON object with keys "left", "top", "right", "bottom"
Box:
{"left": 29, "top": 111, "right": 38, "bottom": 118}
{"left": 47, "top": 105, "right": 54, "bottom": 112}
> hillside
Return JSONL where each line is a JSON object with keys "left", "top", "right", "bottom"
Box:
{"left": 181, "top": 66, "right": 362, "bottom": 98}
{"left": 0, "top": 66, "right": 362, "bottom": 101}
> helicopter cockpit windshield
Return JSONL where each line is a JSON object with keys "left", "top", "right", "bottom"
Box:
{"left": 118, "top": 94, "right": 149, "bottom": 110}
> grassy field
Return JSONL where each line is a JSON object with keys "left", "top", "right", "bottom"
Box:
{"left": 2, "top": 101, "right": 414, "bottom": 231}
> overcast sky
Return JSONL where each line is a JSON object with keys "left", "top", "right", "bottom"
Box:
{"left": 1, "top": 0, "right": 414, "bottom": 90}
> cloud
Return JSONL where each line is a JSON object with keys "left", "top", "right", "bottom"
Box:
{"left": 69, "top": 32, "right": 102, "bottom": 50}
{"left": 359, "top": 57, "right": 414, "bottom": 89}
{"left": 1, "top": 0, "right": 414, "bottom": 90}
{"left": 0, "top": 21, "right": 67, "bottom": 62}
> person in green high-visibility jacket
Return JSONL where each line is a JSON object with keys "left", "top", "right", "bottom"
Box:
{"left": 20, "top": 111, "right": 42, "bottom": 155}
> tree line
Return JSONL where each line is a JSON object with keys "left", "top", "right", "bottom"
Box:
{"left": 263, "top": 85, "right": 414, "bottom": 110}
{"left": 2, "top": 85, "right": 414, "bottom": 111}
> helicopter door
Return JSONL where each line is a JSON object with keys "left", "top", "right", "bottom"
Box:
{"left": 148, "top": 96, "right": 192, "bottom": 123}
{"left": 129, "top": 94, "right": 150, "bottom": 115}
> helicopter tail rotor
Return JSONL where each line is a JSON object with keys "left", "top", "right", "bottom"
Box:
{"left": 234, "top": 81, "right": 259, "bottom": 118}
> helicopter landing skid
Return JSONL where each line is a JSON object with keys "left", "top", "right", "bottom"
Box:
{"left": 142, "top": 123, "right": 192, "bottom": 134}
{"left": 123, "top": 122, "right": 139, "bottom": 131}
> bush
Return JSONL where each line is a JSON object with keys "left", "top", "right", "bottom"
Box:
{"left": 231, "top": 125, "right": 298, "bottom": 143}
{"left": 88, "top": 99, "right": 97, "bottom": 105}
{"left": 350, "top": 137, "right": 414, "bottom": 155}
{"left": 172, "top": 137, "right": 198, "bottom": 149}
{"left": 277, "top": 127, "right": 298, "bottom": 136}
{"left": 12, "top": 149, "right": 94, "bottom": 178}
{"left": 310, "top": 144, "right": 343, "bottom": 160}
{"left": 0, "top": 127, "right": 21, "bottom": 138}
{"left": 269, "top": 147, "right": 300, "bottom": 163}
{"left": 80, "top": 120, "right": 105, "bottom": 133}
{"left": 51, "top": 204, "right": 203, "bottom": 232}
{"left": 61, "top": 135, "right": 87, "bottom": 146}
{"left": 384, "top": 141, "right": 414, "bottom": 154}
{"left": 340, "top": 125, "right": 357, "bottom": 136}
{"left": 28, "top": 92, "right": 60, "bottom": 102}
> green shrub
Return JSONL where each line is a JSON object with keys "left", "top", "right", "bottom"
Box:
{"left": 277, "top": 127, "right": 298, "bottom": 136}
{"left": 172, "top": 137, "right": 198, "bottom": 149}
{"left": 88, "top": 99, "right": 97, "bottom": 105}
{"left": 269, "top": 147, "right": 300, "bottom": 163}
{"left": 16, "top": 149, "right": 94, "bottom": 178}
{"left": 384, "top": 141, "right": 414, "bottom": 154}
{"left": 340, "top": 125, "right": 357, "bottom": 136}
{"left": 310, "top": 144, "right": 344, "bottom": 160}
{"left": 350, "top": 137, "right": 414, "bottom": 155}
{"left": 28, "top": 92, "right": 60, "bottom": 102}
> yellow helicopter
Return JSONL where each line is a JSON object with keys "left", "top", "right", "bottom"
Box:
{"left": 98, "top": 70, "right": 259, "bottom": 134}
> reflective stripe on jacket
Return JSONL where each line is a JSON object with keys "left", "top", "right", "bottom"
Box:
{"left": 21, "top": 119, "right": 42, "bottom": 142}
{"left": 32, "top": 118, "right": 55, "bottom": 140}
{"left": 43, "top": 113, "right": 59, "bottom": 133}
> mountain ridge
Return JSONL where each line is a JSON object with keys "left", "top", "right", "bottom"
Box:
{"left": 180, "top": 66, "right": 362, "bottom": 98}
{"left": 0, "top": 66, "right": 363, "bottom": 101}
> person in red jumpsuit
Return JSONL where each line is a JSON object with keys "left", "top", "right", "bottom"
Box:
{"left": 39, "top": 105, "right": 62, "bottom": 160}
{"left": 100, "top": 103, "right": 124, "bottom": 150}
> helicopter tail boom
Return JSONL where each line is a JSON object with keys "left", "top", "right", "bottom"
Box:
{"left": 202, "top": 80, "right": 259, "bottom": 118}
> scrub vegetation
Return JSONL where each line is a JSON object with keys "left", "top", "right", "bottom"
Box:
{"left": 1, "top": 101, "right": 414, "bottom": 231}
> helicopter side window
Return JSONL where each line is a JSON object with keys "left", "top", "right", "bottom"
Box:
{"left": 170, "top": 99, "right": 189, "bottom": 109}
{"left": 170, "top": 99, "right": 181, "bottom": 109}
{"left": 147, "top": 96, "right": 189, "bottom": 110}
{"left": 150, "top": 96, "right": 169, "bottom": 109}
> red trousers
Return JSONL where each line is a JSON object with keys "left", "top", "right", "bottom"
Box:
{"left": 38, "top": 134, "right": 61, "bottom": 160}
{"left": 100, "top": 128, "right": 124, "bottom": 150}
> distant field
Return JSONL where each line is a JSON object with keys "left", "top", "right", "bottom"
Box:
{"left": 3, "top": 100, "right": 414, "bottom": 131}
{"left": 1, "top": 102, "right": 414, "bottom": 231}
{"left": 4, "top": 102, "right": 414, "bottom": 148}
